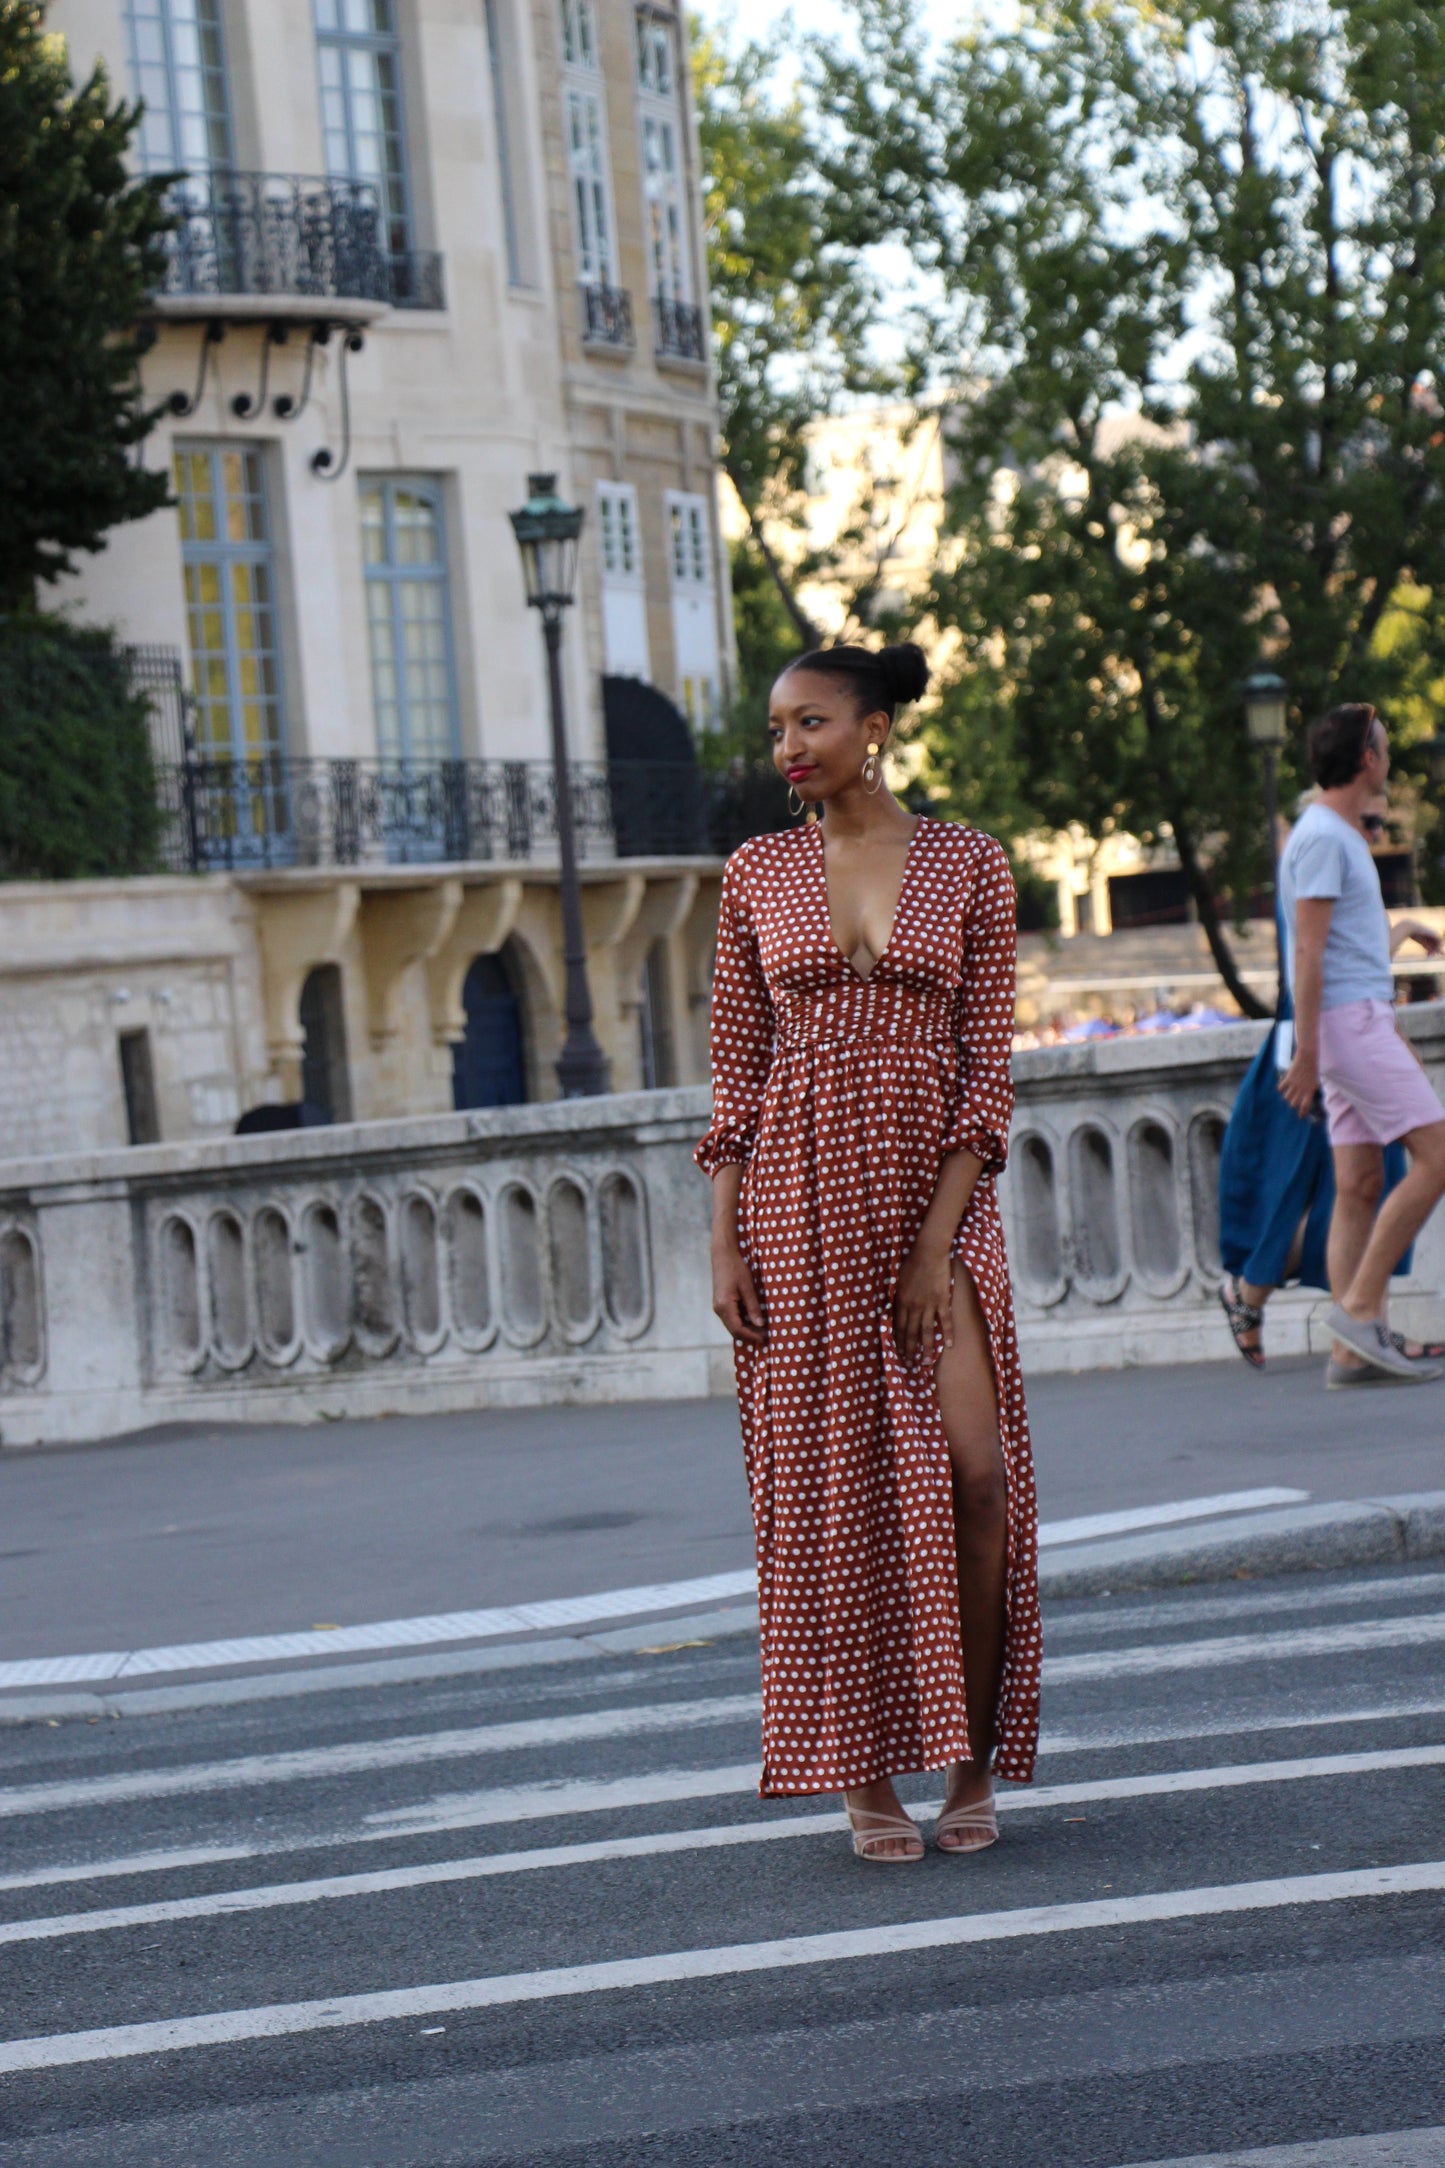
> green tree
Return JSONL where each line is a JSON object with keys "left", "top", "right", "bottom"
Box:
{"left": 693, "top": 17, "right": 905, "bottom": 652}
{"left": 0, "top": 0, "right": 173, "bottom": 611}
{"left": 815, "top": 0, "right": 1445, "bottom": 1012}
{"left": 0, "top": 618, "right": 159, "bottom": 877}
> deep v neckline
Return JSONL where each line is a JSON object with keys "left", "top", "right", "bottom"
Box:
{"left": 814, "top": 816, "right": 927, "bottom": 983}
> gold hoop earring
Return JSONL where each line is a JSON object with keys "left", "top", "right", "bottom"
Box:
{"left": 862, "top": 740, "right": 884, "bottom": 794}
{"left": 788, "top": 784, "right": 805, "bottom": 818}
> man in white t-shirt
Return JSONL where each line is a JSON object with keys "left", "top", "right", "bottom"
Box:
{"left": 1278, "top": 703, "right": 1445, "bottom": 1381}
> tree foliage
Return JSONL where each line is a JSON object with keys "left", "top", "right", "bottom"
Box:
{"left": 813, "top": 0, "right": 1445, "bottom": 1007}
{"left": 0, "top": 618, "right": 160, "bottom": 877}
{"left": 693, "top": 17, "right": 904, "bottom": 651}
{"left": 0, "top": 0, "right": 173, "bottom": 611}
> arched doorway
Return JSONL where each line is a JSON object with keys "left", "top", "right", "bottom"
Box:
{"left": 452, "top": 951, "right": 526, "bottom": 1108}
{"left": 299, "top": 964, "right": 352, "bottom": 1123}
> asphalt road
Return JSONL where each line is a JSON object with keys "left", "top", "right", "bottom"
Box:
{"left": 0, "top": 1355, "right": 1441, "bottom": 1661}
{"left": 2, "top": 1561, "right": 1444, "bottom": 2163}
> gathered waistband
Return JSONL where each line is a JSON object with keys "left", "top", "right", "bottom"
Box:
{"left": 775, "top": 1026, "right": 956, "bottom": 1056}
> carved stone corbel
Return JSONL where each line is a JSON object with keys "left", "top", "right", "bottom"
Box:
{"left": 358, "top": 881, "right": 464, "bottom": 1050}
{"left": 252, "top": 881, "right": 361, "bottom": 1099}
{"left": 424, "top": 877, "right": 525, "bottom": 1046}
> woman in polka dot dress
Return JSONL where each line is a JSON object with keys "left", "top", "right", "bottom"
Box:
{"left": 697, "top": 641, "right": 1041, "bottom": 1862}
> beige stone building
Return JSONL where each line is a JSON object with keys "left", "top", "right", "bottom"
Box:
{"left": 18, "top": 0, "right": 733, "bottom": 1151}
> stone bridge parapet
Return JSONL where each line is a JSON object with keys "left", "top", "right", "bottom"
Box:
{"left": 3, "top": 1008, "right": 1444, "bottom": 1445}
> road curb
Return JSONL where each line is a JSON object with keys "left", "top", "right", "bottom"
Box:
{"left": 3, "top": 1493, "right": 1443, "bottom": 1727}
{"left": 1037, "top": 1491, "right": 1445, "bottom": 1598}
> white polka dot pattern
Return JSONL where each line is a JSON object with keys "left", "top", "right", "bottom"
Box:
{"left": 696, "top": 817, "right": 1042, "bottom": 1796}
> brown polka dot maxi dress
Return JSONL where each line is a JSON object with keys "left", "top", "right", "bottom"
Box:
{"left": 696, "top": 816, "right": 1041, "bottom": 1796}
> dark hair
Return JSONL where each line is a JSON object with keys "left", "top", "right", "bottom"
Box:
{"left": 1307, "top": 703, "right": 1379, "bottom": 789}
{"left": 782, "top": 640, "right": 930, "bottom": 721}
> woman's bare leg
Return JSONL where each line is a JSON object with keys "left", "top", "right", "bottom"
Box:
{"left": 933, "top": 1266, "right": 1009, "bottom": 1840}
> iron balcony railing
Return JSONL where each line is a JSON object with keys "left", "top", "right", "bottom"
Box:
{"left": 150, "top": 756, "right": 761, "bottom": 871}
{"left": 654, "top": 295, "right": 706, "bottom": 363}
{"left": 158, "top": 171, "right": 445, "bottom": 313}
{"left": 580, "top": 282, "right": 635, "bottom": 350}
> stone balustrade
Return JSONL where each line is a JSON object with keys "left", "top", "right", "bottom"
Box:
{"left": 3, "top": 1005, "right": 1444, "bottom": 1446}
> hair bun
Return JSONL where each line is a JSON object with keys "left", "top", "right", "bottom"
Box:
{"left": 877, "top": 642, "right": 930, "bottom": 707}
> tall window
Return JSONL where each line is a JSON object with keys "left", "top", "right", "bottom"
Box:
{"left": 174, "top": 445, "right": 286, "bottom": 762}
{"left": 635, "top": 11, "right": 689, "bottom": 303}
{"left": 314, "top": 0, "right": 414, "bottom": 263}
{"left": 360, "top": 479, "right": 460, "bottom": 765}
{"left": 126, "top": 0, "right": 233, "bottom": 175}
{"left": 597, "top": 482, "right": 649, "bottom": 679}
{"left": 666, "top": 490, "right": 720, "bottom": 728}
{"left": 562, "top": 0, "right": 615, "bottom": 287}
{"left": 484, "top": 0, "right": 526, "bottom": 286}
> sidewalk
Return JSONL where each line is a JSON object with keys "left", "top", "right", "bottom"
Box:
{"left": 0, "top": 1357, "right": 1439, "bottom": 1682}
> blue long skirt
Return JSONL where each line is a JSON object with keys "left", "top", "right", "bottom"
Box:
{"left": 1219, "top": 1021, "right": 1409, "bottom": 1289}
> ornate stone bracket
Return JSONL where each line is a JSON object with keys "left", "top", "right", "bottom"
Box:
{"left": 253, "top": 882, "right": 360, "bottom": 1099}
{"left": 359, "top": 881, "right": 464, "bottom": 1050}
{"left": 424, "top": 878, "right": 525, "bottom": 1047}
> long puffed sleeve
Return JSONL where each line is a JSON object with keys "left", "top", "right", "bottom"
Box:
{"left": 695, "top": 849, "right": 775, "bottom": 1177}
{"left": 940, "top": 835, "right": 1017, "bottom": 1175}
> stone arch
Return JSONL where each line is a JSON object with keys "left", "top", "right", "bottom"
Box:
{"left": 452, "top": 948, "right": 527, "bottom": 1108}
{"left": 299, "top": 964, "right": 353, "bottom": 1123}
{"left": 494, "top": 928, "right": 555, "bottom": 1101}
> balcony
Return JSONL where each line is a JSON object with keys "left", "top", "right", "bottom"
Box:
{"left": 654, "top": 295, "right": 706, "bottom": 365}
{"left": 580, "top": 283, "right": 635, "bottom": 352}
{"left": 150, "top": 756, "right": 754, "bottom": 871}
{"left": 152, "top": 171, "right": 445, "bottom": 323}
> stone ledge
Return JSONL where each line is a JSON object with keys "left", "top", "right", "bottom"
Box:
{"left": 1037, "top": 1499, "right": 1415, "bottom": 1597}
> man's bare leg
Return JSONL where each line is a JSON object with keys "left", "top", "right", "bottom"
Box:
{"left": 1340, "top": 1120, "right": 1445, "bottom": 1327}
{"left": 1329, "top": 1144, "right": 1384, "bottom": 1368}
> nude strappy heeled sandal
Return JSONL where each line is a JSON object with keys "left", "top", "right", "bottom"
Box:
{"left": 934, "top": 1768, "right": 998, "bottom": 1854}
{"left": 845, "top": 1802, "right": 925, "bottom": 1862}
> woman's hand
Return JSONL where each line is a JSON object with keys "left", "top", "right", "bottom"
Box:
{"left": 893, "top": 1235, "right": 955, "bottom": 1363}
{"left": 712, "top": 1240, "right": 767, "bottom": 1346}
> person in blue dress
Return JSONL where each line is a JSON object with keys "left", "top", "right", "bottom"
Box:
{"left": 1218, "top": 798, "right": 1443, "bottom": 1378}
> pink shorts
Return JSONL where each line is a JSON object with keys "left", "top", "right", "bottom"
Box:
{"left": 1319, "top": 998, "right": 1445, "bottom": 1147}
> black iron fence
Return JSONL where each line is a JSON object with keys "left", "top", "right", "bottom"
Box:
{"left": 581, "top": 283, "right": 635, "bottom": 349}
{"left": 158, "top": 171, "right": 444, "bottom": 313}
{"left": 149, "top": 756, "right": 785, "bottom": 871}
{"left": 654, "top": 295, "right": 706, "bottom": 363}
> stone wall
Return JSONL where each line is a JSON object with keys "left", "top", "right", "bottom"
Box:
{"left": 3, "top": 1005, "right": 1444, "bottom": 1447}
{"left": 0, "top": 865, "right": 723, "bottom": 1157}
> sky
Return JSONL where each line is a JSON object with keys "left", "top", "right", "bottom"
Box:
{"left": 690, "top": 0, "right": 966, "bottom": 46}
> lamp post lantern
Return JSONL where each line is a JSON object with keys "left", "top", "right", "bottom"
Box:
{"left": 1243, "top": 667, "right": 1289, "bottom": 954}
{"left": 510, "top": 473, "right": 611, "bottom": 1098}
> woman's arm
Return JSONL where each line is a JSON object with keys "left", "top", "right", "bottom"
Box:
{"left": 893, "top": 1148, "right": 986, "bottom": 1360}
{"left": 894, "top": 837, "right": 1016, "bottom": 1360}
{"left": 695, "top": 853, "right": 775, "bottom": 1346}
{"left": 711, "top": 1164, "right": 766, "bottom": 1345}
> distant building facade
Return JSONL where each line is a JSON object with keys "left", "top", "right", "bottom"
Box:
{"left": 16, "top": 0, "right": 734, "bottom": 1147}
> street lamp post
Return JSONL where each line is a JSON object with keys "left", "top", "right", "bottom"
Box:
{"left": 1243, "top": 668, "right": 1289, "bottom": 965}
{"left": 509, "top": 473, "right": 611, "bottom": 1098}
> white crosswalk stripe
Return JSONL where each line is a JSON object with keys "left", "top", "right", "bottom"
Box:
{"left": 3, "top": 1744, "right": 1443, "bottom": 1950}
{"left": 4, "top": 1863, "right": 1444, "bottom": 2075}
{"left": 0, "top": 1693, "right": 761, "bottom": 1821}
{"left": 2, "top": 1560, "right": 1442, "bottom": 2160}
{"left": 8, "top": 1694, "right": 1445, "bottom": 1900}
{"left": 8, "top": 1612, "right": 1444, "bottom": 1825}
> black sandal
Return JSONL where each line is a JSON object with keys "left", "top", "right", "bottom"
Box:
{"left": 1391, "top": 1330, "right": 1445, "bottom": 1361}
{"left": 1218, "top": 1275, "right": 1265, "bottom": 1369}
